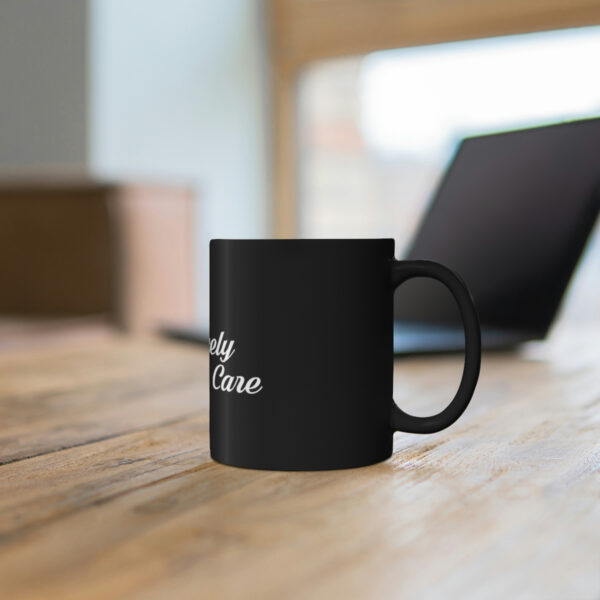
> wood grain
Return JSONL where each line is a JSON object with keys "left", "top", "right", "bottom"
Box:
{"left": 0, "top": 339, "right": 208, "bottom": 464}
{"left": 0, "top": 328, "right": 598, "bottom": 599}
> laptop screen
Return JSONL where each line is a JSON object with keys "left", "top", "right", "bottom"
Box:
{"left": 394, "top": 118, "right": 600, "bottom": 333}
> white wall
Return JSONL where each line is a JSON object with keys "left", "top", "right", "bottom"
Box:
{"left": 89, "top": 0, "right": 271, "bottom": 322}
{"left": 0, "top": 0, "right": 270, "bottom": 323}
{"left": 0, "top": 0, "right": 89, "bottom": 172}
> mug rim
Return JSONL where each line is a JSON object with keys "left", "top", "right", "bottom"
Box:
{"left": 210, "top": 238, "right": 394, "bottom": 243}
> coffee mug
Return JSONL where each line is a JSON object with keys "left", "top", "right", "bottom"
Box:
{"left": 210, "top": 239, "right": 480, "bottom": 471}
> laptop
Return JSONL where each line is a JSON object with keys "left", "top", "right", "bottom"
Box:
{"left": 163, "top": 117, "right": 600, "bottom": 354}
{"left": 393, "top": 117, "right": 600, "bottom": 353}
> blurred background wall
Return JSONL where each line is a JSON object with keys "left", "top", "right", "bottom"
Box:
{"left": 1, "top": 0, "right": 599, "bottom": 337}
{"left": 0, "top": 0, "right": 88, "bottom": 171}
{"left": 0, "top": 0, "right": 271, "bottom": 324}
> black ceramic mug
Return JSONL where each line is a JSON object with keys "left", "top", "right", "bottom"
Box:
{"left": 210, "top": 239, "right": 480, "bottom": 471}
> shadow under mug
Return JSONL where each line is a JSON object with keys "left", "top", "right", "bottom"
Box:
{"left": 210, "top": 239, "right": 481, "bottom": 471}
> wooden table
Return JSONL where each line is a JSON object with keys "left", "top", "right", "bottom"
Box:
{"left": 0, "top": 328, "right": 599, "bottom": 599}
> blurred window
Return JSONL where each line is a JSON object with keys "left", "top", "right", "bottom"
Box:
{"left": 298, "top": 26, "right": 600, "bottom": 249}
{"left": 297, "top": 26, "right": 600, "bottom": 322}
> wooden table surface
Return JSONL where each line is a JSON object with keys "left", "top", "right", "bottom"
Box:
{"left": 0, "top": 327, "right": 599, "bottom": 599}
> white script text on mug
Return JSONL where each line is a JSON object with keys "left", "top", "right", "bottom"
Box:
{"left": 209, "top": 331, "right": 263, "bottom": 395}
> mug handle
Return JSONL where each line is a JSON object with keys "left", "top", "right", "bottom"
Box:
{"left": 390, "top": 260, "right": 481, "bottom": 433}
